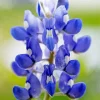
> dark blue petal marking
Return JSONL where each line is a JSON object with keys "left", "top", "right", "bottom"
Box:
{"left": 46, "top": 81, "right": 56, "bottom": 96}
{"left": 44, "top": 64, "right": 55, "bottom": 76}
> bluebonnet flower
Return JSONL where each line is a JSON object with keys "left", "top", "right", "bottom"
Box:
{"left": 59, "top": 72, "right": 86, "bottom": 99}
{"left": 10, "top": 0, "right": 91, "bottom": 100}
{"left": 41, "top": 64, "right": 56, "bottom": 96}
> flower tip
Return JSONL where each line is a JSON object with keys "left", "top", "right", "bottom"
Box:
{"left": 13, "top": 86, "right": 29, "bottom": 100}
{"left": 15, "top": 54, "right": 34, "bottom": 69}
{"left": 11, "top": 61, "right": 28, "bottom": 76}
{"left": 68, "top": 82, "right": 86, "bottom": 99}
{"left": 63, "top": 18, "right": 82, "bottom": 34}
{"left": 10, "top": 26, "right": 28, "bottom": 41}
{"left": 74, "top": 35, "right": 91, "bottom": 53}
{"left": 65, "top": 60, "right": 80, "bottom": 76}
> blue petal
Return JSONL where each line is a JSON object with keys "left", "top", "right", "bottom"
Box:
{"left": 42, "top": 29, "right": 58, "bottom": 46}
{"left": 63, "top": 33, "right": 76, "bottom": 51}
{"left": 24, "top": 10, "right": 32, "bottom": 20}
{"left": 13, "top": 86, "right": 29, "bottom": 100}
{"left": 36, "top": 2, "right": 44, "bottom": 17}
{"left": 46, "top": 81, "right": 56, "bottom": 96}
{"left": 42, "top": 29, "right": 55, "bottom": 51}
{"left": 55, "top": 47, "right": 66, "bottom": 70}
{"left": 54, "top": 6, "right": 67, "bottom": 30}
{"left": 44, "top": 64, "right": 55, "bottom": 76}
{"left": 52, "top": 29, "right": 58, "bottom": 44}
{"left": 15, "top": 54, "right": 34, "bottom": 69}
{"left": 41, "top": 67, "right": 56, "bottom": 96}
{"left": 27, "top": 36, "right": 42, "bottom": 61}
{"left": 65, "top": 60, "right": 80, "bottom": 76}
{"left": 55, "top": 45, "right": 70, "bottom": 70}
{"left": 46, "top": 36, "right": 55, "bottom": 51}
{"left": 26, "top": 73, "right": 41, "bottom": 98}
{"left": 74, "top": 36, "right": 91, "bottom": 53}
{"left": 37, "top": 0, "right": 57, "bottom": 15}
{"left": 11, "top": 62, "right": 28, "bottom": 76}
{"left": 59, "top": 72, "right": 71, "bottom": 94}
{"left": 59, "top": 45, "right": 70, "bottom": 56}
{"left": 43, "top": 18, "right": 55, "bottom": 29}
{"left": 41, "top": 70, "right": 47, "bottom": 88}
{"left": 57, "top": 0, "right": 69, "bottom": 10}
{"left": 24, "top": 10, "right": 39, "bottom": 34}
{"left": 42, "top": 29, "right": 47, "bottom": 44}
{"left": 48, "top": 64, "right": 55, "bottom": 76}
{"left": 11, "top": 26, "right": 28, "bottom": 41}
{"left": 63, "top": 18, "right": 82, "bottom": 34}
{"left": 68, "top": 82, "right": 86, "bottom": 99}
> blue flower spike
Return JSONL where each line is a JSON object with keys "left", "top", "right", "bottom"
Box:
{"left": 41, "top": 64, "right": 56, "bottom": 96}
{"left": 11, "top": 0, "right": 91, "bottom": 99}
{"left": 74, "top": 35, "right": 91, "bottom": 53}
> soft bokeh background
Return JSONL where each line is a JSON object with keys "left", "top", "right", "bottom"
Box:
{"left": 0, "top": 0, "right": 100, "bottom": 100}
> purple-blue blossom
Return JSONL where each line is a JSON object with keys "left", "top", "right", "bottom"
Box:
{"left": 10, "top": 0, "right": 91, "bottom": 100}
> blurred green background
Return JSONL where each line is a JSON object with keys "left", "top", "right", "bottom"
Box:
{"left": 0, "top": 0, "right": 100, "bottom": 100}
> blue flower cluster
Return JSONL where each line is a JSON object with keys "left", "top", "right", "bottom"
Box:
{"left": 11, "top": 0, "right": 91, "bottom": 100}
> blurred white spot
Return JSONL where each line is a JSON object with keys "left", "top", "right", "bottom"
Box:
{"left": 27, "top": 49, "right": 32, "bottom": 56}
{"left": 24, "top": 21, "right": 29, "bottom": 30}
{"left": 25, "top": 82, "right": 31, "bottom": 90}
{"left": 63, "top": 14, "right": 69, "bottom": 24}
{"left": 53, "top": 70, "right": 63, "bottom": 81}
{"left": 65, "top": 56, "right": 70, "bottom": 64}
{"left": 67, "top": 79, "right": 74, "bottom": 87}
{"left": 40, "top": 43, "right": 50, "bottom": 59}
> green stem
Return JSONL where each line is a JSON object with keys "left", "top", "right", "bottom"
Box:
{"left": 44, "top": 92, "right": 51, "bottom": 100}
